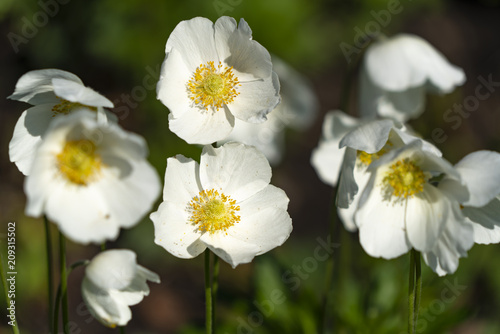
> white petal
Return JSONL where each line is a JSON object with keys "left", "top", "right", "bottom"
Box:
{"left": 9, "top": 69, "right": 82, "bottom": 104}
{"left": 339, "top": 119, "right": 394, "bottom": 153}
{"left": 219, "top": 117, "right": 284, "bottom": 166}
{"left": 156, "top": 48, "right": 193, "bottom": 118}
{"left": 463, "top": 198, "right": 500, "bottom": 244}
{"left": 151, "top": 201, "right": 206, "bottom": 259}
{"left": 94, "top": 160, "right": 160, "bottom": 229}
{"left": 238, "top": 184, "right": 290, "bottom": 216}
{"left": 337, "top": 164, "right": 371, "bottom": 231}
{"left": 336, "top": 148, "right": 358, "bottom": 208}
{"left": 377, "top": 86, "right": 426, "bottom": 122}
{"left": 168, "top": 107, "right": 235, "bottom": 145}
{"left": 405, "top": 185, "right": 454, "bottom": 252}
{"left": 355, "top": 176, "right": 412, "bottom": 259}
{"left": 161, "top": 155, "right": 202, "bottom": 205}
{"left": 200, "top": 143, "right": 271, "bottom": 202}
{"left": 453, "top": 151, "right": 500, "bottom": 207}
{"left": 227, "top": 71, "right": 280, "bottom": 123}
{"left": 52, "top": 78, "right": 113, "bottom": 108}
{"left": 200, "top": 232, "right": 261, "bottom": 268}
{"left": 9, "top": 104, "right": 55, "bottom": 175}
{"left": 82, "top": 278, "right": 132, "bottom": 327}
{"left": 421, "top": 214, "right": 473, "bottom": 276}
{"left": 311, "top": 141, "right": 346, "bottom": 187}
{"left": 215, "top": 17, "right": 273, "bottom": 81}
{"left": 86, "top": 250, "right": 137, "bottom": 290}
{"left": 165, "top": 17, "right": 219, "bottom": 71}
{"left": 365, "top": 34, "right": 465, "bottom": 93}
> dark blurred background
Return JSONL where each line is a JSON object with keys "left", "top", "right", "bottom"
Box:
{"left": 1, "top": 0, "right": 500, "bottom": 333}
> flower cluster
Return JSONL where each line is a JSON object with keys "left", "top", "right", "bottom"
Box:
{"left": 312, "top": 34, "right": 500, "bottom": 276}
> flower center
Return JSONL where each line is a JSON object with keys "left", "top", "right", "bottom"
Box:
{"left": 187, "top": 61, "right": 240, "bottom": 110}
{"left": 383, "top": 158, "right": 427, "bottom": 198}
{"left": 357, "top": 148, "right": 388, "bottom": 166}
{"left": 56, "top": 140, "right": 102, "bottom": 185}
{"left": 52, "top": 98, "right": 97, "bottom": 117}
{"left": 189, "top": 189, "right": 240, "bottom": 234}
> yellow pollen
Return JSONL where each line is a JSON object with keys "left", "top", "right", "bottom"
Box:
{"left": 56, "top": 140, "right": 102, "bottom": 185}
{"left": 187, "top": 61, "right": 240, "bottom": 110}
{"left": 357, "top": 147, "right": 389, "bottom": 166}
{"left": 189, "top": 189, "right": 240, "bottom": 234}
{"left": 52, "top": 98, "right": 97, "bottom": 117}
{"left": 383, "top": 158, "right": 427, "bottom": 199}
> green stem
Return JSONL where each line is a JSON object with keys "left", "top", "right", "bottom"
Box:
{"left": 59, "top": 232, "right": 69, "bottom": 334}
{"left": 119, "top": 326, "right": 126, "bottom": 334}
{"left": 408, "top": 250, "right": 416, "bottom": 334}
{"left": 204, "top": 250, "right": 213, "bottom": 334}
{"left": 54, "top": 260, "right": 88, "bottom": 333}
{"left": 414, "top": 251, "right": 422, "bottom": 330}
{"left": 44, "top": 216, "right": 54, "bottom": 334}
{"left": 101, "top": 242, "right": 106, "bottom": 252}
{"left": 212, "top": 254, "right": 219, "bottom": 334}
{"left": 0, "top": 251, "right": 20, "bottom": 334}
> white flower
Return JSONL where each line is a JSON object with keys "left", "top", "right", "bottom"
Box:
{"left": 82, "top": 249, "right": 160, "bottom": 328}
{"left": 150, "top": 142, "right": 292, "bottom": 268}
{"left": 220, "top": 56, "right": 318, "bottom": 165}
{"left": 157, "top": 16, "right": 280, "bottom": 144}
{"left": 360, "top": 34, "right": 466, "bottom": 122}
{"left": 344, "top": 137, "right": 474, "bottom": 275}
{"left": 24, "top": 110, "right": 160, "bottom": 244}
{"left": 9, "top": 69, "right": 115, "bottom": 175}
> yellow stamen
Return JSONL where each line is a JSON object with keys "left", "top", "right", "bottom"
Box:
{"left": 56, "top": 140, "right": 102, "bottom": 185}
{"left": 383, "top": 158, "right": 427, "bottom": 199}
{"left": 358, "top": 142, "right": 393, "bottom": 166}
{"left": 189, "top": 189, "right": 240, "bottom": 234}
{"left": 187, "top": 61, "right": 240, "bottom": 110}
{"left": 52, "top": 98, "right": 97, "bottom": 117}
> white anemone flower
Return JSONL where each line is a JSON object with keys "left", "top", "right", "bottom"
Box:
{"left": 82, "top": 249, "right": 160, "bottom": 328}
{"left": 220, "top": 56, "right": 318, "bottom": 165}
{"left": 24, "top": 110, "right": 160, "bottom": 244}
{"left": 345, "top": 138, "right": 474, "bottom": 276}
{"left": 8, "top": 69, "right": 115, "bottom": 175}
{"left": 312, "top": 115, "right": 439, "bottom": 231}
{"left": 150, "top": 142, "right": 292, "bottom": 268}
{"left": 442, "top": 151, "right": 500, "bottom": 245}
{"left": 157, "top": 16, "right": 280, "bottom": 144}
{"left": 360, "top": 34, "right": 466, "bottom": 122}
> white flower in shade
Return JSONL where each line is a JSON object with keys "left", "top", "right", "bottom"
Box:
{"left": 82, "top": 249, "right": 160, "bottom": 328}
{"left": 8, "top": 69, "right": 115, "bottom": 175}
{"left": 220, "top": 56, "right": 318, "bottom": 165}
{"left": 441, "top": 151, "right": 500, "bottom": 245}
{"left": 312, "top": 114, "right": 439, "bottom": 231}
{"left": 150, "top": 142, "right": 292, "bottom": 268}
{"left": 157, "top": 16, "right": 280, "bottom": 144}
{"left": 24, "top": 110, "right": 160, "bottom": 244}
{"left": 343, "top": 136, "right": 474, "bottom": 275}
{"left": 360, "top": 34, "right": 466, "bottom": 122}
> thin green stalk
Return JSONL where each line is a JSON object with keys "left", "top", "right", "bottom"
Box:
{"left": 204, "top": 250, "right": 213, "bottom": 334}
{"left": 0, "top": 251, "right": 20, "bottom": 334}
{"left": 414, "top": 250, "right": 422, "bottom": 329}
{"left": 408, "top": 250, "right": 416, "bottom": 334}
{"left": 59, "top": 232, "right": 69, "bottom": 334}
{"left": 54, "top": 260, "right": 88, "bottom": 333}
{"left": 101, "top": 242, "right": 106, "bottom": 252}
{"left": 212, "top": 254, "right": 219, "bottom": 333}
{"left": 44, "top": 216, "right": 54, "bottom": 334}
{"left": 119, "top": 326, "right": 126, "bottom": 334}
